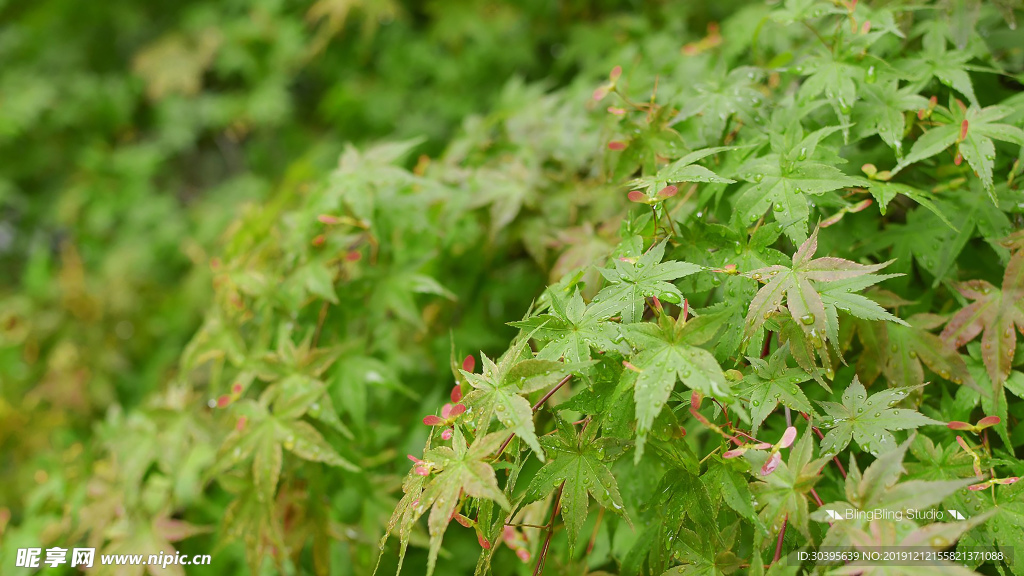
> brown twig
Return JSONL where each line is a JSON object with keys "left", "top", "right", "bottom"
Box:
{"left": 772, "top": 514, "right": 788, "bottom": 565}
{"left": 495, "top": 375, "right": 574, "bottom": 459}
{"left": 533, "top": 374, "right": 573, "bottom": 411}
{"left": 311, "top": 301, "right": 330, "bottom": 347}
{"left": 533, "top": 482, "right": 564, "bottom": 576}
{"left": 801, "top": 412, "right": 847, "bottom": 479}
{"left": 585, "top": 508, "right": 605, "bottom": 556}
{"left": 761, "top": 330, "right": 773, "bottom": 359}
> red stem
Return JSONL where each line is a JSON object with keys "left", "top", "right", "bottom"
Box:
{"left": 801, "top": 412, "right": 847, "bottom": 479}
{"left": 533, "top": 482, "right": 564, "bottom": 576}
{"left": 772, "top": 515, "right": 788, "bottom": 565}
{"left": 495, "top": 375, "right": 574, "bottom": 459}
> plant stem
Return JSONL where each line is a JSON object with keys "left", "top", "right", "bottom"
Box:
{"left": 801, "top": 412, "right": 847, "bottom": 479}
{"left": 495, "top": 375, "right": 574, "bottom": 458}
{"left": 312, "top": 300, "right": 330, "bottom": 347}
{"left": 699, "top": 446, "right": 721, "bottom": 465}
{"left": 761, "top": 331, "right": 773, "bottom": 358}
{"left": 532, "top": 374, "right": 573, "bottom": 411}
{"left": 772, "top": 514, "right": 788, "bottom": 565}
{"left": 533, "top": 482, "right": 564, "bottom": 576}
{"left": 585, "top": 508, "right": 605, "bottom": 556}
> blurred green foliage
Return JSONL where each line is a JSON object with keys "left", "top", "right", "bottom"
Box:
{"left": 0, "top": 0, "right": 702, "bottom": 573}
{"left": 3, "top": 0, "right": 1024, "bottom": 575}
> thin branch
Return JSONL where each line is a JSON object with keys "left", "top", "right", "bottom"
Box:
{"left": 801, "top": 412, "right": 847, "bottom": 479}
{"left": 585, "top": 508, "right": 605, "bottom": 556}
{"left": 772, "top": 514, "right": 788, "bottom": 565}
{"left": 495, "top": 375, "right": 574, "bottom": 459}
{"left": 311, "top": 301, "right": 330, "bottom": 348}
{"left": 532, "top": 374, "right": 574, "bottom": 411}
{"left": 533, "top": 482, "right": 564, "bottom": 576}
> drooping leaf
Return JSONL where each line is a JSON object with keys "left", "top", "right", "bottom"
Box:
{"left": 941, "top": 250, "right": 1024, "bottom": 387}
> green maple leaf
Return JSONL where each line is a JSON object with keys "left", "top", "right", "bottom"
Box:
{"left": 673, "top": 220, "right": 789, "bottom": 361}
{"left": 215, "top": 400, "right": 358, "bottom": 492}
{"left": 896, "top": 21, "right": 980, "bottom": 107}
{"left": 621, "top": 313, "right": 729, "bottom": 461}
{"left": 957, "top": 484, "right": 1024, "bottom": 575}
{"left": 625, "top": 145, "right": 737, "bottom": 200}
{"left": 745, "top": 227, "right": 897, "bottom": 369}
{"left": 739, "top": 344, "right": 815, "bottom": 434}
{"left": 701, "top": 458, "right": 761, "bottom": 528}
{"left": 747, "top": 424, "right": 830, "bottom": 539}
{"left": 388, "top": 429, "right": 510, "bottom": 576}
{"left": 734, "top": 124, "right": 865, "bottom": 242}
{"left": 850, "top": 313, "right": 975, "bottom": 392}
{"left": 663, "top": 521, "right": 745, "bottom": 576}
{"left": 817, "top": 377, "right": 941, "bottom": 457}
{"left": 797, "top": 54, "right": 861, "bottom": 141}
{"left": 671, "top": 66, "right": 768, "bottom": 145}
{"left": 940, "top": 250, "right": 1024, "bottom": 387}
{"left": 814, "top": 437, "right": 974, "bottom": 549}
{"left": 852, "top": 80, "right": 930, "bottom": 151}
{"left": 462, "top": 340, "right": 580, "bottom": 460}
{"left": 905, "top": 436, "right": 1024, "bottom": 574}
{"left": 893, "top": 100, "right": 1024, "bottom": 197}
{"left": 523, "top": 419, "right": 627, "bottom": 553}
{"left": 592, "top": 238, "right": 703, "bottom": 323}
{"left": 869, "top": 191, "right": 1011, "bottom": 287}
{"left": 509, "top": 288, "right": 627, "bottom": 363}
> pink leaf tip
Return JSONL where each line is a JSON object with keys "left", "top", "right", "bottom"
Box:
{"left": 658, "top": 185, "right": 678, "bottom": 198}
{"left": 609, "top": 65, "right": 622, "bottom": 82}
{"left": 723, "top": 447, "right": 746, "bottom": 459}
{"left": 608, "top": 141, "right": 627, "bottom": 151}
{"left": 761, "top": 451, "right": 782, "bottom": 476}
{"left": 976, "top": 415, "right": 1000, "bottom": 429}
{"left": 441, "top": 428, "right": 453, "bottom": 440}
{"left": 462, "top": 354, "right": 475, "bottom": 373}
{"left": 627, "top": 190, "right": 646, "bottom": 203}
{"left": 779, "top": 426, "right": 797, "bottom": 448}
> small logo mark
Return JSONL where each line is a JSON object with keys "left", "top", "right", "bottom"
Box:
{"left": 826, "top": 509, "right": 844, "bottom": 521}
{"left": 947, "top": 510, "right": 966, "bottom": 520}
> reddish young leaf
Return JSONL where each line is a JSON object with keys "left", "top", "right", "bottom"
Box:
{"left": 941, "top": 251, "right": 1024, "bottom": 387}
